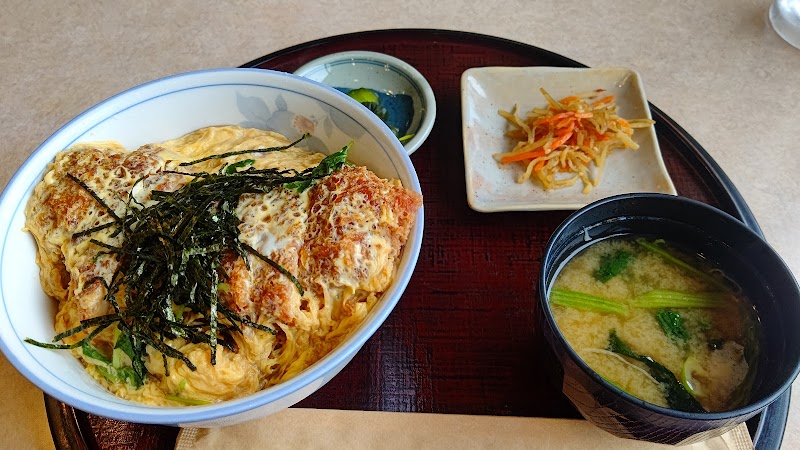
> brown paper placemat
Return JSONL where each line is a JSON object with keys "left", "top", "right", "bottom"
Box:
{"left": 175, "top": 409, "right": 753, "bottom": 450}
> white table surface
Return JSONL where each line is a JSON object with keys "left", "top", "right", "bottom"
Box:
{"left": 1, "top": 1, "right": 797, "bottom": 448}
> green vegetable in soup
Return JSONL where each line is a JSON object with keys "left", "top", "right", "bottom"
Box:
{"left": 632, "top": 290, "right": 726, "bottom": 309}
{"left": 655, "top": 309, "right": 689, "bottom": 345}
{"left": 607, "top": 330, "right": 705, "bottom": 413}
{"left": 550, "top": 288, "right": 629, "bottom": 316}
{"left": 637, "top": 239, "right": 730, "bottom": 290}
{"left": 593, "top": 249, "right": 632, "bottom": 282}
{"left": 680, "top": 355, "right": 705, "bottom": 397}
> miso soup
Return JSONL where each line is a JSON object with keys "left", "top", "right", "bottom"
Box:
{"left": 550, "top": 236, "right": 759, "bottom": 413}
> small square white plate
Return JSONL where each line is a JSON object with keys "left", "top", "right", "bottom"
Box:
{"left": 461, "top": 66, "right": 676, "bottom": 212}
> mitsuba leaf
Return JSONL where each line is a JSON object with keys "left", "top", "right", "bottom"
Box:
{"left": 224, "top": 159, "right": 255, "bottom": 174}
{"left": 594, "top": 250, "right": 632, "bottom": 282}
{"left": 284, "top": 143, "right": 350, "bottom": 192}
{"left": 655, "top": 309, "right": 689, "bottom": 344}
{"left": 81, "top": 341, "right": 111, "bottom": 365}
{"left": 83, "top": 340, "right": 143, "bottom": 388}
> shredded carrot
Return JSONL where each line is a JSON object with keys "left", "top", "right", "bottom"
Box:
{"left": 494, "top": 88, "right": 655, "bottom": 193}
{"left": 500, "top": 148, "right": 546, "bottom": 164}
{"left": 546, "top": 131, "right": 573, "bottom": 152}
{"left": 591, "top": 95, "right": 615, "bottom": 106}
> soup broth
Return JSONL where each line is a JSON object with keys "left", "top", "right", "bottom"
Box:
{"left": 550, "top": 236, "right": 759, "bottom": 413}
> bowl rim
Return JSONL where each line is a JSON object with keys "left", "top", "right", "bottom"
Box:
{"left": 0, "top": 67, "right": 424, "bottom": 424}
{"left": 538, "top": 192, "right": 800, "bottom": 421}
{"left": 293, "top": 50, "right": 436, "bottom": 156}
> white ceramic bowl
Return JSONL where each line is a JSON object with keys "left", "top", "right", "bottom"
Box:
{"left": 0, "top": 68, "right": 424, "bottom": 427}
{"left": 294, "top": 51, "right": 436, "bottom": 155}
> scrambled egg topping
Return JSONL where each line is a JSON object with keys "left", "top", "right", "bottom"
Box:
{"left": 25, "top": 126, "right": 421, "bottom": 405}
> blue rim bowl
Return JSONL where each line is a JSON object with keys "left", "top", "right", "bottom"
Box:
{"left": 0, "top": 68, "right": 424, "bottom": 427}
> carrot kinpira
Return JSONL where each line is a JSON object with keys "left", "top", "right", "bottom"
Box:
{"left": 494, "top": 88, "right": 654, "bottom": 193}
{"left": 591, "top": 95, "right": 615, "bottom": 106}
{"left": 500, "top": 148, "right": 546, "bottom": 164}
{"left": 546, "top": 130, "right": 574, "bottom": 152}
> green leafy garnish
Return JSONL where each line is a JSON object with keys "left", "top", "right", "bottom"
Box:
{"left": 284, "top": 144, "right": 350, "bottom": 192}
{"left": 26, "top": 135, "right": 350, "bottom": 388}
{"left": 81, "top": 341, "right": 111, "bottom": 364}
{"left": 113, "top": 329, "right": 143, "bottom": 387}
{"left": 607, "top": 330, "right": 705, "bottom": 413}
{"left": 82, "top": 338, "right": 142, "bottom": 388}
{"left": 655, "top": 309, "right": 689, "bottom": 344}
{"left": 224, "top": 159, "right": 255, "bottom": 174}
{"left": 593, "top": 250, "right": 631, "bottom": 282}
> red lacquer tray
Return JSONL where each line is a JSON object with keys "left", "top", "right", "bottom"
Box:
{"left": 45, "top": 29, "right": 789, "bottom": 450}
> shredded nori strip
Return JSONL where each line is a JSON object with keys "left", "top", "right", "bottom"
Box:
{"left": 26, "top": 138, "right": 350, "bottom": 382}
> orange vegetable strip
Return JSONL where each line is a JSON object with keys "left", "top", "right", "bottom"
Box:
{"left": 546, "top": 131, "right": 573, "bottom": 151}
{"left": 500, "top": 148, "right": 547, "bottom": 164}
{"left": 555, "top": 121, "right": 576, "bottom": 137}
{"left": 591, "top": 96, "right": 615, "bottom": 106}
{"left": 555, "top": 117, "right": 573, "bottom": 128}
{"left": 534, "top": 111, "right": 573, "bottom": 125}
